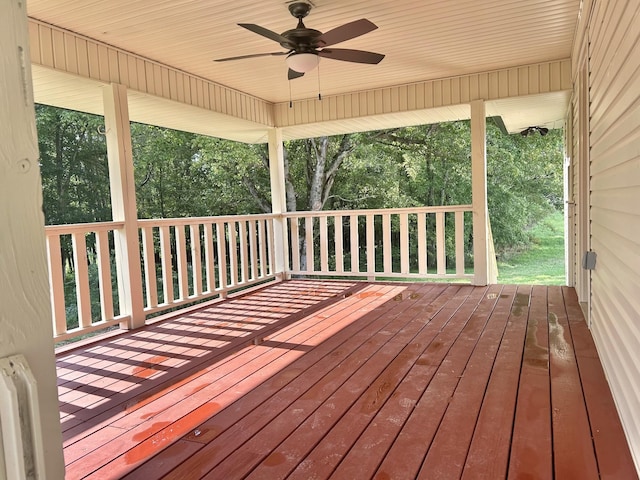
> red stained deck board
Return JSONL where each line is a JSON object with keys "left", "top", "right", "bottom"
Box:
{"left": 243, "top": 284, "right": 466, "bottom": 480}
{"left": 109, "top": 284, "right": 393, "bottom": 431}
{"left": 157, "top": 283, "right": 443, "bottom": 480}
{"left": 461, "top": 285, "right": 532, "bottom": 479}
{"left": 325, "top": 286, "right": 511, "bottom": 480}
{"left": 563, "top": 287, "right": 639, "bottom": 480}
{"left": 63, "top": 284, "right": 384, "bottom": 466}
{"left": 61, "top": 284, "right": 356, "bottom": 434}
{"left": 283, "top": 284, "right": 482, "bottom": 480}
{"left": 59, "top": 281, "right": 363, "bottom": 441}
{"left": 119, "top": 440, "right": 203, "bottom": 480}
{"left": 57, "top": 282, "right": 638, "bottom": 480}
{"left": 67, "top": 283, "right": 404, "bottom": 479}
{"left": 370, "top": 285, "right": 499, "bottom": 480}
{"left": 547, "top": 286, "right": 599, "bottom": 479}
{"left": 416, "top": 285, "right": 517, "bottom": 479}
{"left": 60, "top": 282, "right": 378, "bottom": 446}
{"left": 508, "top": 285, "right": 553, "bottom": 479}
{"left": 122, "top": 284, "right": 429, "bottom": 480}
{"left": 205, "top": 285, "right": 472, "bottom": 480}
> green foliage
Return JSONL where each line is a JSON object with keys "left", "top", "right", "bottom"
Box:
{"left": 37, "top": 105, "right": 564, "bottom": 275}
{"left": 37, "top": 105, "right": 111, "bottom": 225}
{"left": 497, "top": 211, "right": 565, "bottom": 285}
{"left": 131, "top": 125, "right": 270, "bottom": 218}
{"left": 487, "top": 122, "right": 563, "bottom": 253}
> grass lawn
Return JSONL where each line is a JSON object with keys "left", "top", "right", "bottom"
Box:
{"left": 497, "top": 211, "right": 566, "bottom": 285}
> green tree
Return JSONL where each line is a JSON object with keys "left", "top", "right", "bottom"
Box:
{"left": 37, "top": 105, "right": 111, "bottom": 226}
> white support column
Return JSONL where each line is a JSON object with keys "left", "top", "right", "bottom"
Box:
{"left": 103, "top": 84, "right": 145, "bottom": 329}
{"left": 0, "top": 0, "right": 65, "bottom": 477}
{"left": 268, "top": 128, "right": 289, "bottom": 279}
{"left": 471, "top": 100, "right": 490, "bottom": 285}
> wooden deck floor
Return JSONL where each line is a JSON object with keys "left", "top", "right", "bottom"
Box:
{"left": 56, "top": 280, "right": 638, "bottom": 480}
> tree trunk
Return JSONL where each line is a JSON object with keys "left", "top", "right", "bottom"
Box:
{"left": 287, "top": 135, "right": 355, "bottom": 271}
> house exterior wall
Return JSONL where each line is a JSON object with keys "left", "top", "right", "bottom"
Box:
{"left": 570, "top": 0, "right": 640, "bottom": 469}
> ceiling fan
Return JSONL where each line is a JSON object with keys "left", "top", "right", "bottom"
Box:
{"left": 214, "top": 2, "right": 385, "bottom": 80}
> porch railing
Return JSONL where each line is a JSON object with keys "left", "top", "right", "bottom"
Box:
{"left": 137, "top": 214, "right": 276, "bottom": 315}
{"left": 45, "top": 221, "right": 127, "bottom": 342}
{"left": 284, "top": 206, "right": 474, "bottom": 280}
{"left": 46, "top": 206, "right": 488, "bottom": 344}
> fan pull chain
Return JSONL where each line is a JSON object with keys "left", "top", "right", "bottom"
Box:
{"left": 289, "top": 79, "right": 293, "bottom": 108}
{"left": 317, "top": 63, "right": 322, "bottom": 101}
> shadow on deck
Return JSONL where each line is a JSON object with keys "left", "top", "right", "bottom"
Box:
{"left": 56, "top": 280, "right": 637, "bottom": 480}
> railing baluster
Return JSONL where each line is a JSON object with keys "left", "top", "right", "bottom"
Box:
{"left": 46, "top": 234, "right": 67, "bottom": 337}
{"left": 400, "top": 213, "right": 409, "bottom": 275}
{"left": 290, "top": 218, "right": 300, "bottom": 272}
{"left": 334, "top": 215, "right": 343, "bottom": 273}
{"left": 190, "top": 224, "right": 202, "bottom": 296}
{"left": 71, "top": 232, "right": 92, "bottom": 328}
{"left": 141, "top": 226, "right": 158, "bottom": 309}
{"left": 238, "top": 220, "right": 248, "bottom": 283}
{"left": 228, "top": 221, "right": 238, "bottom": 286}
{"left": 455, "top": 211, "right": 465, "bottom": 276}
{"left": 366, "top": 214, "right": 375, "bottom": 277}
{"left": 382, "top": 213, "right": 392, "bottom": 274}
{"left": 350, "top": 214, "right": 359, "bottom": 273}
{"left": 216, "top": 222, "right": 228, "bottom": 292}
{"left": 203, "top": 223, "right": 216, "bottom": 292}
{"left": 267, "top": 218, "right": 276, "bottom": 276}
{"left": 319, "top": 216, "right": 328, "bottom": 272}
{"left": 305, "top": 217, "right": 314, "bottom": 273}
{"left": 95, "top": 230, "right": 115, "bottom": 321}
{"left": 436, "top": 211, "right": 446, "bottom": 275}
{"left": 249, "top": 220, "right": 258, "bottom": 280}
{"left": 159, "top": 225, "right": 174, "bottom": 304}
{"left": 175, "top": 225, "right": 189, "bottom": 300}
{"left": 258, "top": 220, "right": 267, "bottom": 278}
{"left": 417, "top": 213, "right": 427, "bottom": 275}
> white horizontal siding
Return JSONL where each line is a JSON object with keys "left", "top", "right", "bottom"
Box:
{"left": 28, "top": 19, "right": 273, "bottom": 126}
{"left": 586, "top": 0, "right": 640, "bottom": 471}
{"left": 275, "top": 59, "right": 571, "bottom": 127}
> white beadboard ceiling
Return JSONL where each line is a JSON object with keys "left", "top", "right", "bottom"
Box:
{"left": 27, "top": 0, "right": 580, "bottom": 141}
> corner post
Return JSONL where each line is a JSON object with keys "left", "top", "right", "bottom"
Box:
{"left": 103, "top": 84, "right": 145, "bottom": 329}
{"left": 0, "top": 0, "right": 65, "bottom": 476}
{"left": 268, "top": 128, "right": 289, "bottom": 279}
{"left": 471, "top": 100, "right": 490, "bottom": 285}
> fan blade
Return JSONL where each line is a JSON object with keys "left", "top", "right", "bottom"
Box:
{"left": 288, "top": 69, "right": 305, "bottom": 80}
{"left": 238, "top": 23, "right": 292, "bottom": 46}
{"left": 215, "top": 51, "right": 288, "bottom": 62}
{"left": 318, "top": 19, "right": 378, "bottom": 47}
{"left": 319, "top": 48, "right": 385, "bottom": 65}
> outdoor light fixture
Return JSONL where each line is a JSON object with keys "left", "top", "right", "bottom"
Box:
{"left": 286, "top": 52, "right": 320, "bottom": 73}
{"left": 520, "top": 126, "right": 549, "bottom": 136}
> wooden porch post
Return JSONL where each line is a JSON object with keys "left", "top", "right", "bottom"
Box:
{"left": 268, "top": 128, "right": 289, "bottom": 279}
{"left": 0, "top": 0, "right": 65, "bottom": 476}
{"left": 471, "top": 99, "right": 490, "bottom": 285}
{"left": 103, "top": 84, "right": 145, "bottom": 329}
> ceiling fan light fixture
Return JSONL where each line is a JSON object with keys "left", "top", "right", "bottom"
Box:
{"left": 286, "top": 52, "right": 320, "bottom": 73}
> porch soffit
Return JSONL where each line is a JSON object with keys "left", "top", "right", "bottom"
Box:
{"left": 26, "top": 0, "right": 579, "bottom": 104}
{"left": 28, "top": 0, "right": 577, "bottom": 143}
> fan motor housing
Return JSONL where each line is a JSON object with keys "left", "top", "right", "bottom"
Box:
{"left": 280, "top": 27, "right": 323, "bottom": 51}
{"left": 282, "top": 2, "right": 321, "bottom": 51}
